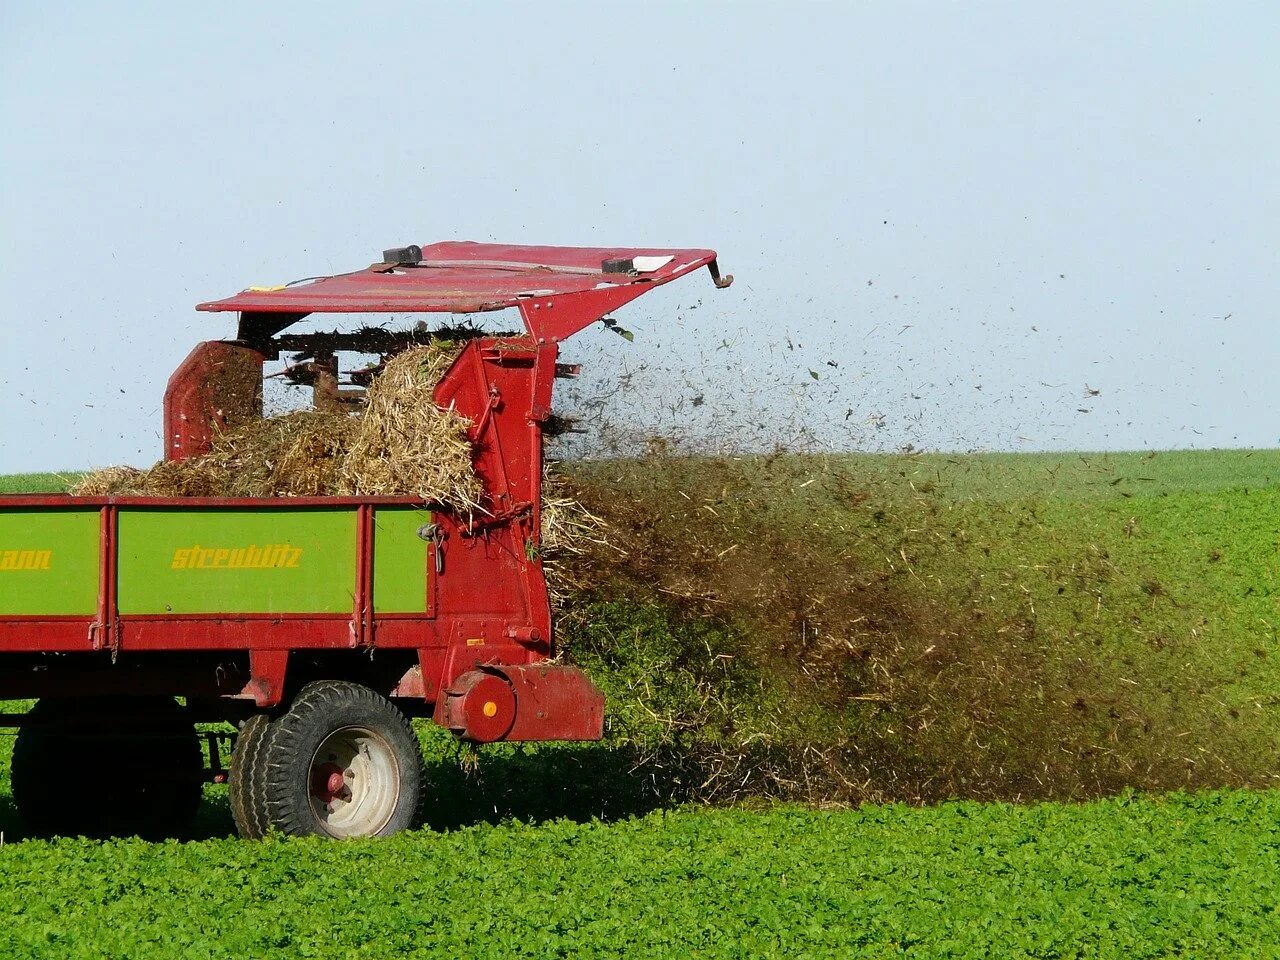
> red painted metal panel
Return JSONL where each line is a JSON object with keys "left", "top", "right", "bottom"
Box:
{"left": 163, "top": 342, "right": 265, "bottom": 461}
{"left": 499, "top": 664, "right": 605, "bottom": 742}
{"left": 439, "top": 664, "right": 604, "bottom": 743}
{"left": 197, "top": 242, "right": 716, "bottom": 314}
{"left": 194, "top": 242, "right": 726, "bottom": 343}
{"left": 118, "top": 616, "right": 353, "bottom": 651}
{"left": 371, "top": 618, "right": 440, "bottom": 649}
{"left": 0, "top": 619, "right": 97, "bottom": 652}
{"left": 441, "top": 670, "right": 517, "bottom": 742}
{"left": 247, "top": 649, "right": 289, "bottom": 707}
{"left": 515, "top": 284, "right": 656, "bottom": 343}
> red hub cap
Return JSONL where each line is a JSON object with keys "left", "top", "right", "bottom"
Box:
{"left": 311, "top": 761, "right": 348, "bottom": 803}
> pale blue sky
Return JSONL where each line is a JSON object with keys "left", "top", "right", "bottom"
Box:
{"left": 2, "top": 2, "right": 1277, "bottom": 472}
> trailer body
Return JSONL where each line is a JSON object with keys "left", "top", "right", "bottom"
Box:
{"left": 0, "top": 242, "right": 730, "bottom": 838}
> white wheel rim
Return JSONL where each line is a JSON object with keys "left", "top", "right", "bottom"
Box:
{"left": 308, "top": 726, "right": 401, "bottom": 838}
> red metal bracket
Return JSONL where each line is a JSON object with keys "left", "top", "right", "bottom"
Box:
{"left": 245, "top": 650, "right": 289, "bottom": 708}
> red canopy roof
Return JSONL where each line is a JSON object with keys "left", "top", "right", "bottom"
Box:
{"left": 197, "top": 242, "right": 728, "bottom": 342}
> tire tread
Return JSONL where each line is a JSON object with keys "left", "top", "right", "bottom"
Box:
{"left": 257, "top": 681, "right": 422, "bottom": 838}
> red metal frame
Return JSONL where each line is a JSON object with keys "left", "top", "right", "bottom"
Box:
{"left": 163, "top": 341, "right": 265, "bottom": 461}
{"left": 197, "top": 242, "right": 730, "bottom": 344}
{"left": 0, "top": 243, "right": 731, "bottom": 740}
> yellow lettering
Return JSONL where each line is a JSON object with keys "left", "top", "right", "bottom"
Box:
{"left": 165, "top": 544, "right": 306, "bottom": 571}
{"left": 0, "top": 549, "right": 54, "bottom": 572}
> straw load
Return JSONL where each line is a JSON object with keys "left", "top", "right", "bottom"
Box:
{"left": 72, "top": 411, "right": 357, "bottom": 499}
{"left": 539, "top": 470, "right": 612, "bottom": 606}
{"left": 74, "top": 342, "right": 601, "bottom": 567}
{"left": 74, "top": 344, "right": 482, "bottom": 510}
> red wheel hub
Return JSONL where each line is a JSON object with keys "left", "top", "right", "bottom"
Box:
{"left": 311, "top": 762, "right": 347, "bottom": 802}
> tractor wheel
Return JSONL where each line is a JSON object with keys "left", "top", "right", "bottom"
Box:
{"left": 11, "top": 697, "right": 204, "bottom": 840}
{"left": 228, "top": 712, "right": 276, "bottom": 839}
{"left": 237, "top": 681, "right": 422, "bottom": 838}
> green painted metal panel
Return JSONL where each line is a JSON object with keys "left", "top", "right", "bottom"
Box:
{"left": 117, "top": 508, "right": 357, "bottom": 615}
{"left": 0, "top": 509, "right": 100, "bottom": 616}
{"left": 373, "top": 507, "right": 432, "bottom": 614}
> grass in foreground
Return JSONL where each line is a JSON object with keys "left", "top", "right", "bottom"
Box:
{"left": 0, "top": 789, "right": 1276, "bottom": 959}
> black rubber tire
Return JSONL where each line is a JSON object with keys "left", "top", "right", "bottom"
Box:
{"left": 257, "top": 681, "right": 422, "bottom": 838}
{"left": 11, "top": 697, "right": 204, "bottom": 840}
{"left": 228, "top": 712, "right": 276, "bottom": 839}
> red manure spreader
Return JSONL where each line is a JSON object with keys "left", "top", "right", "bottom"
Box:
{"left": 0, "top": 242, "right": 731, "bottom": 838}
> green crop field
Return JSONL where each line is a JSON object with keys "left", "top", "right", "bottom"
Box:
{"left": 0, "top": 472, "right": 76, "bottom": 494}
{"left": 1, "top": 791, "right": 1278, "bottom": 958}
{"left": 2, "top": 450, "right": 1280, "bottom": 958}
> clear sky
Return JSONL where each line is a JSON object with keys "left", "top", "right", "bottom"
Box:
{"left": 2, "top": 2, "right": 1277, "bottom": 472}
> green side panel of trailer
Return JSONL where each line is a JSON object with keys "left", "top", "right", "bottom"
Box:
{"left": 116, "top": 508, "right": 357, "bottom": 615}
{"left": 372, "top": 507, "right": 432, "bottom": 614}
{"left": 0, "top": 509, "right": 100, "bottom": 616}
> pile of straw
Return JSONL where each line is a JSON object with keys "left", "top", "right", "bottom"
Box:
{"left": 74, "top": 411, "right": 357, "bottom": 498}
{"left": 339, "top": 343, "right": 478, "bottom": 505}
{"left": 75, "top": 344, "right": 483, "bottom": 511}
{"left": 541, "top": 470, "right": 609, "bottom": 558}
{"left": 538, "top": 469, "right": 615, "bottom": 610}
